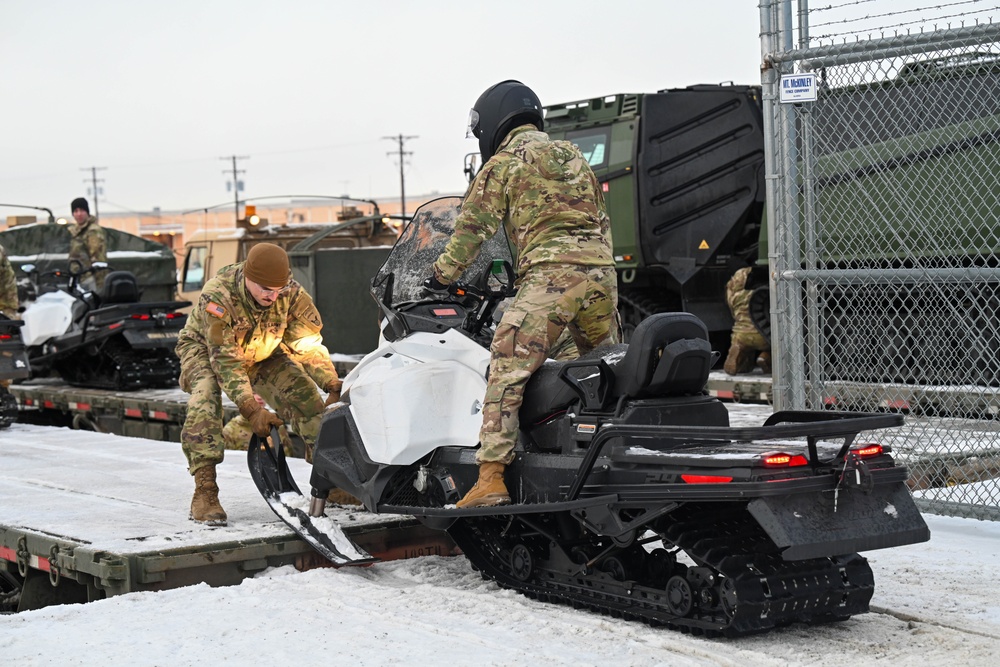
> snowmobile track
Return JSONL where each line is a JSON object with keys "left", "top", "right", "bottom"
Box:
{"left": 447, "top": 506, "right": 875, "bottom": 637}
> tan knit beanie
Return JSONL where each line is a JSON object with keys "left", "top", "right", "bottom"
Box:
{"left": 243, "top": 243, "right": 290, "bottom": 287}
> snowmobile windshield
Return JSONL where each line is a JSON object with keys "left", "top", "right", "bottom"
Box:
{"left": 371, "top": 196, "right": 514, "bottom": 309}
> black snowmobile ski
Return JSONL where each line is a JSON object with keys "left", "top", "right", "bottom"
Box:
{"left": 247, "top": 428, "right": 375, "bottom": 566}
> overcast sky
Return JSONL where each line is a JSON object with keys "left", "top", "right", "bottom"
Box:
{"left": 0, "top": 0, "right": 764, "bottom": 218}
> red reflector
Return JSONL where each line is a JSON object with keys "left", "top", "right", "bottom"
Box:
{"left": 165, "top": 313, "right": 178, "bottom": 319}
{"left": 763, "top": 453, "right": 809, "bottom": 467}
{"left": 109, "top": 322, "right": 123, "bottom": 329}
{"left": 681, "top": 474, "right": 733, "bottom": 484}
{"left": 131, "top": 314, "right": 151, "bottom": 320}
{"left": 0, "top": 334, "right": 11, "bottom": 340}
{"left": 852, "top": 444, "right": 884, "bottom": 458}
{"left": 124, "top": 408, "right": 142, "bottom": 418}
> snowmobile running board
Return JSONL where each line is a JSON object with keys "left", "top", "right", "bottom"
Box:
{"left": 379, "top": 494, "right": 621, "bottom": 518}
{"left": 248, "top": 429, "right": 376, "bottom": 566}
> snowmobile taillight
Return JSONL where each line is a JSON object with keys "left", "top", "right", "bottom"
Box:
{"left": 0, "top": 334, "right": 10, "bottom": 340}
{"left": 850, "top": 443, "right": 884, "bottom": 458}
{"left": 681, "top": 474, "right": 733, "bottom": 484}
{"left": 761, "top": 453, "right": 809, "bottom": 467}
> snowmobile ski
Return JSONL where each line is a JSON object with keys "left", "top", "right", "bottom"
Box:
{"left": 247, "top": 428, "right": 375, "bottom": 566}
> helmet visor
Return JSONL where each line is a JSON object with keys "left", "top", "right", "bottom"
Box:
{"left": 466, "top": 108, "right": 481, "bottom": 139}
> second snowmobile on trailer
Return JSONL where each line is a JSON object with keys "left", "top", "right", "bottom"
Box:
{"left": 250, "top": 196, "right": 930, "bottom": 637}
{"left": 18, "top": 262, "right": 189, "bottom": 390}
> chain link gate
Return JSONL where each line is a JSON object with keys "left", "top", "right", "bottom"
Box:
{"left": 759, "top": 0, "right": 1000, "bottom": 520}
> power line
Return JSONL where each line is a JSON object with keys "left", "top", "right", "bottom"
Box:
{"left": 221, "top": 155, "right": 249, "bottom": 224}
{"left": 383, "top": 134, "right": 417, "bottom": 218}
{"left": 81, "top": 166, "right": 107, "bottom": 218}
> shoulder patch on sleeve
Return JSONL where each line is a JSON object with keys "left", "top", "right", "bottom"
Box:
{"left": 205, "top": 302, "right": 226, "bottom": 319}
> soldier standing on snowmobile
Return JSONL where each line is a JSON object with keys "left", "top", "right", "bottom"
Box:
{"left": 423, "top": 80, "right": 620, "bottom": 509}
{"left": 175, "top": 242, "right": 343, "bottom": 525}
{"left": 68, "top": 197, "right": 108, "bottom": 292}
{"left": 724, "top": 266, "right": 771, "bottom": 375}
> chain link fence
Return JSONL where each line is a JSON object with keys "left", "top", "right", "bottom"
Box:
{"left": 760, "top": 0, "right": 1000, "bottom": 520}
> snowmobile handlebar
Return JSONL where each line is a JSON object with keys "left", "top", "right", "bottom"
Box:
{"left": 448, "top": 259, "right": 516, "bottom": 338}
{"left": 21, "top": 261, "right": 108, "bottom": 283}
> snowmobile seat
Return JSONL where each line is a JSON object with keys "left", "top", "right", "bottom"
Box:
{"left": 100, "top": 271, "right": 141, "bottom": 305}
{"left": 611, "top": 312, "right": 715, "bottom": 399}
{"left": 521, "top": 344, "right": 627, "bottom": 426}
{"left": 519, "top": 313, "right": 715, "bottom": 427}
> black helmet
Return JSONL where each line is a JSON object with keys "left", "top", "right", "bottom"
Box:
{"left": 468, "top": 80, "right": 543, "bottom": 162}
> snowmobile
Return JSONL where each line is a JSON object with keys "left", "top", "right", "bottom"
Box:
{"left": 0, "top": 314, "right": 29, "bottom": 427}
{"left": 18, "top": 261, "right": 189, "bottom": 390}
{"left": 249, "top": 196, "right": 930, "bottom": 637}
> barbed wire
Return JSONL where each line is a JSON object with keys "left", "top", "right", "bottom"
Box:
{"left": 809, "top": 0, "right": 879, "bottom": 14}
{"left": 810, "top": 0, "right": 990, "bottom": 28}
{"left": 809, "top": 2, "right": 1000, "bottom": 43}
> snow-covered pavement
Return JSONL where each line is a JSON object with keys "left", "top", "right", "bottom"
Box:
{"left": 2, "top": 407, "right": 999, "bottom": 665}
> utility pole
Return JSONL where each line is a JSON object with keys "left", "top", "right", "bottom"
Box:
{"left": 81, "top": 166, "right": 106, "bottom": 218}
{"left": 383, "top": 134, "right": 417, "bottom": 218}
{"left": 221, "top": 155, "right": 249, "bottom": 224}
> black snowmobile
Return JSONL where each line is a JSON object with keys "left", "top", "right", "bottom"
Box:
{"left": 250, "top": 196, "right": 930, "bottom": 637}
{"left": 0, "top": 314, "right": 29, "bottom": 427}
{"left": 18, "top": 262, "right": 189, "bottom": 390}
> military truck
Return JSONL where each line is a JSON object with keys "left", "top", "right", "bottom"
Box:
{"left": 544, "top": 61, "right": 1000, "bottom": 388}
{"left": 0, "top": 221, "right": 180, "bottom": 303}
{"left": 178, "top": 209, "right": 400, "bottom": 354}
{"left": 543, "top": 84, "right": 766, "bottom": 351}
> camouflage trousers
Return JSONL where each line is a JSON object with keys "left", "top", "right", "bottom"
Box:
{"left": 478, "top": 264, "right": 620, "bottom": 464}
{"left": 178, "top": 346, "right": 326, "bottom": 475}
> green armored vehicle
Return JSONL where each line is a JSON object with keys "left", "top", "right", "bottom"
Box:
{"left": 543, "top": 84, "right": 766, "bottom": 351}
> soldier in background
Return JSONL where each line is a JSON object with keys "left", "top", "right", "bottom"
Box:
{"left": 724, "top": 266, "right": 771, "bottom": 375}
{"left": 69, "top": 197, "right": 108, "bottom": 292}
{"left": 175, "top": 243, "right": 343, "bottom": 525}
{"left": 0, "top": 244, "right": 18, "bottom": 392}
{"left": 0, "top": 243, "right": 16, "bottom": 319}
{"left": 423, "top": 80, "right": 620, "bottom": 509}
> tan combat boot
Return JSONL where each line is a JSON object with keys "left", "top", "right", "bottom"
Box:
{"left": 724, "top": 341, "right": 756, "bottom": 375}
{"left": 456, "top": 461, "right": 511, "bottom": 509}
{"left": 190, "top": 465, "right": 228, "bottom": 526}
{"left": 757, "top": 351, "right": 772, "bottom": 375}
{"left": 326, "top": 488, "right": 363, "bottom": 506}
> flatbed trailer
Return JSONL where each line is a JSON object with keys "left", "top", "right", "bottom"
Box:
{"left": 0, "top": 424, "right": 456, "bottom": 612}
{"left": 6, "top": 356, "right": 362, "bottom": 441}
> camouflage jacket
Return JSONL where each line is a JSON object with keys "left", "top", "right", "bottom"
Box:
{"left": 434, "top": 126, "right": 614, "bottom": 284}
{"left": 0, "top": 243, "right": 17, "bottom": 316}
{"left": 68, "top": 215, "right": 108, "bottom": 287}
{"left": 175, "top": 262, "right": 339, "bottom": 408}
{"left": 726, "top": 267, "right": 757, "bottom": 336}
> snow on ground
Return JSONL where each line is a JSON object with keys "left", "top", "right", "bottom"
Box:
{"left": 2, "top": 406, "right": 1000, "bottom": 665}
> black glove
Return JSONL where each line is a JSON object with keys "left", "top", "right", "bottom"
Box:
{"left": 421, "top": 274, "right": 450, "bottom": 297}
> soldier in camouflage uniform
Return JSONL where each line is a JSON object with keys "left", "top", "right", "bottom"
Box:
{"left": 69, "top": 197, "right": 108, "bottom": 292}
{"left": 0, "top": 244, "right": 17, "bottom": 391}
{"left": 0, "top": 243, "right": 16, "bottom": 318}
{"left": 175, "top": 242, "right": 343, "bottom": 525}
{"left": 724, "top": 266, "right": 771, "bottom": 375}
{"left": 424, "top": 80, "right": 620, "bottom": 509}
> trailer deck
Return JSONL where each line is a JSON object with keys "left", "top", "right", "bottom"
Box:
{"left": 0, "top": 424, "right": 455, "bottom": 611}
